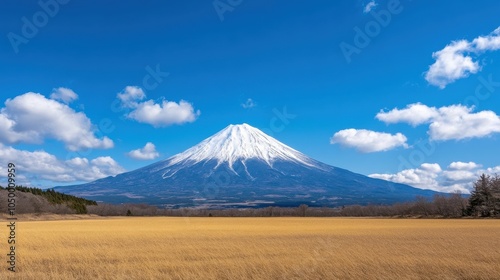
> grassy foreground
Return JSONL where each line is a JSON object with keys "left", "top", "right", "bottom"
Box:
{"left": 2, "top": 217, "right": 500, "bottom": 279}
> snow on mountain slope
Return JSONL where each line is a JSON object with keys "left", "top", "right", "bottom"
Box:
{"left": 164, "top": 123, "right": 322, "bottom": 171}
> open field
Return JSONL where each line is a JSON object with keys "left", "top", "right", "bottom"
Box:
{"left": 1, "top": 217, "right": 500, "bottom": 279}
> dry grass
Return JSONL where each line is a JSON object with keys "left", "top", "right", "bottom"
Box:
{"left": 1, "top": 217, "right": 499, "bottom": 279}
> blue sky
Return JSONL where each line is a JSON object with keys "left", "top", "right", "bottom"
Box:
{"left": 1, "top": 0, "right": 500, "bottom": 193}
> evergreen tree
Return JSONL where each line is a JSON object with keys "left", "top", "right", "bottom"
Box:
{"left": 467, "top": 174, "right": 500, "bottom": 217}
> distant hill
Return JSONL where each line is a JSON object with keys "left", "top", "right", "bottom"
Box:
{"left": 0, "top": 186, "right": 96, "bottom": 214}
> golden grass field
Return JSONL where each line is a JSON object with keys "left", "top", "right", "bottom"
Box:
{"left": 1, "top": 217, "right": 500, "bottom": 280}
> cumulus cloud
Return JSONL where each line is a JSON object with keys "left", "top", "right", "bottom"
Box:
{"left": 377, "top": 103, "right": 500, "bottom": 140}
{"left": 372, "top": 163, "right": 446, "bottom": 190}
{"left": 85, "top": 156, "right": 125, "bottom": 180}
{"left": 330, "top": 129, "right": 408, "bottom": 153}
{"left": 241, "top": 98, "right": 256, "bottom": 109}
{"left": 425, "top": 40, "right": 478, "bottom": 89}
{"left": 420, "top": 163, "right": 443, "bottom": 173}
{"left": 371, "top": 163, "right": 452, "bottom": 192}
{"left": 441, "top": 161, "right": 482, "bottom": 186}
{"left": 0, "top": 92, "right": 113, "bottom": 151}
{"left": 117, "top": 86, "right": 146, "bottom": 107}
{"left": 425, "top": 27, "right": 500, "bottom": 88}
{"left": 376, "top": 103, "right": 438, "bottom": 126}
{"left": 370, "top": 161, "right": 500, "bottom": 193}
{"left": 442, "top": 169, "right": 477, "bottom": 183}
{"left": 127, "top": 142, "right": 160, "bottom": 160}
{"left": 363, "top": 1, "right": 377, "bottom": 13}
{"left": 448, "top": 161, "right": 481, "bottom": 170}
{"left": 428, "top": 105, "right": 500, "bottom": 140}
{"left": 117, "top": 86, "right": 200, "bottom": 127}
{"left": 128, "top": 100, "right": 200, "bottom": 127}
{"left": 0, "top": 143, "right": 125, "bottom": 183}
{"left": 473, "top": 27, "right": 500, "bottom": 51}
{"left": 50, "top": 87, "right": 78, "bottom": 104}
{"left": 484, "top": 165, "right": 500, "bottom": 174}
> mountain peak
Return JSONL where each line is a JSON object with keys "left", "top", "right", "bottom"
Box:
{"left": 222, "top": 123, "right": 257, "bottom": 134}
{"left": 229, "top": 123, "right": 251, "bottom": 127}
{"left": 165, "top": 123, "right": 320, "bottom": 171}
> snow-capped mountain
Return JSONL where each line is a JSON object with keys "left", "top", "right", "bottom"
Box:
{"left": 159, "top": 123, "right": 326, "bottom": 179}
{"left": 56, "top": 124, "right": 440, "bottom": 208}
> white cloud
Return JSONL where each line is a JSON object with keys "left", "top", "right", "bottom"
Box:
{"left": 428, "top": 105, "right": 500, "bottom": 140}
{"left": 117, "top": 86, "right": 200, "bottom": 127}
{"left": 363, "top": 1, "right": 377, "bottom": 13}
{"left": 50, "top": 87, "right": 78, "bottom": 104}
{"left": 370, "top": 163, "right": 445, "bottom": 190}
{"left": 0, "top": 92, "right": 113, "bottom": 151}
{"left": 127, "top": 142, "right": 160, "bottom": 160}
{"left": 371, "top": 163, "right": 447, "bottom": 191}
{"left": 370, "top": 161, "right": 500, "bottom": 194}
{"left": 425, "top": 27, "right": 500, "bottom": 88}
{"left": 128, "top": 99, "right": 200, "bottom": 127}
{"left": 376, "top": 103, "right": 438, "bottom": 126}
{"left": 472, "top": 27, "right": 500, "bottom": 51}
{"left": 0, "top": 143, "right": 125, "bottom": 184}
{"left": 330, "top": 129, "right": 408, "bottom": 153}
{"left": 485, "top": 166, "right": 500, "bottom": 174}
{"left": 425, "top": 40, "right": 478, "bottom": 89}
{"left": 377, "top": 103, "right": 500, "bottom": 140}
{"left": 86, "top": 156, "right": 125, "bottom": 180}
{"left": 442, "top": 170, "right": 476, "bottom": 183}
{"left": 420, "top": 163, "right": 443, "bottom": 173}
{"left": 448, "top": 161, "right": 481, "bottom": 170}
{"left": 241, "top": 98, "right": 256, "bottom": 109}
{"left": 442, "top": 161, "right": 482, "bottom": 185}
{"left": 117, "top": 86, "right": 146, "bottom": 107}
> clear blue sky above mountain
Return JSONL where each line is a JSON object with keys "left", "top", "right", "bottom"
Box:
{"left": 1, "top": 0, "right": 499, "bottom": 193}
